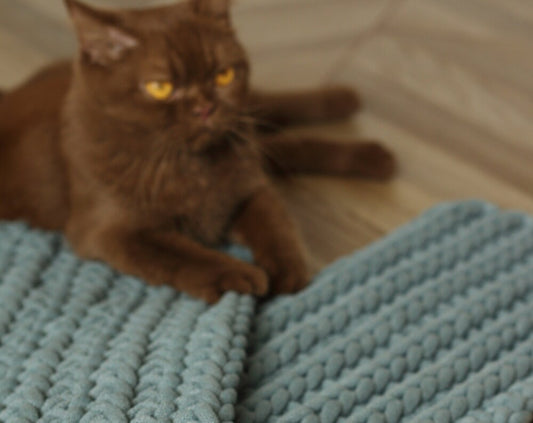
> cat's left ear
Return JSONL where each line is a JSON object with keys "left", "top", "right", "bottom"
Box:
{"left": 65, "top": 0, "right": 139, "bottom": 66}
{"left": 192, "top": 0, "right": 231, "bottom": 22}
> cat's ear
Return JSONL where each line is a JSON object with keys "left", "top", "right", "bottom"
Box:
{"left": 65, "top": 0, "right": 138, "bottom": 66}
{"left": 192, "top": 0, "right": 231, "bottom": 22}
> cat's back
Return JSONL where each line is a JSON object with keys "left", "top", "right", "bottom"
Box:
{"left": 0, "top": 61, "right": 72, "bottom": 132}
{"left": 0, "top": 61, "right": 72, "bottom": 229}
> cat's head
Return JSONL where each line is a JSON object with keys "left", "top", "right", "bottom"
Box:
{"left": 65, "top": 0, "right": 250, "bottom": 151}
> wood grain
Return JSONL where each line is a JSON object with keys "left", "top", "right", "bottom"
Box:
{"left": 1, "top": 0, "right": 532, "bottom": 274}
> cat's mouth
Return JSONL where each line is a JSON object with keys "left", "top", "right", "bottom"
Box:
{"left": 180, "top": 109, "right": 238, "bottom": 152}
{"left": 186, "top": 126, "right": 223, "bottom": 152}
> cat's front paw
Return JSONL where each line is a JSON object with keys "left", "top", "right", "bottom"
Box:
{"left": 199, "top": 261, "right": 269, "bottom": 304}
{"left": 263, "top": 252, "right": 310, "bottom": 296}
{"left": 321, "top": 86, "right": 361, "bottom": 120}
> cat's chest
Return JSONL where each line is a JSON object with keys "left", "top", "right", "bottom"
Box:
{"left": 163, "top": 150, "right": 261, "bottom": 202}
{"left": 171, "top": 160, "right": 246, "bottom": 213}
{"left": 134, "top": 148, "right": 266, "bottom": 243}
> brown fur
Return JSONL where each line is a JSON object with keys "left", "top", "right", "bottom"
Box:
{"left": 0, "top": 0, "right": 395, "bottom": 303}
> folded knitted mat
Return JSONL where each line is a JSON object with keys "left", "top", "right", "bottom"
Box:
{"left": 0, "top": 200, "right": 532, "bottom": 423}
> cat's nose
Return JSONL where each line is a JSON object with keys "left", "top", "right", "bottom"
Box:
{"left": 193, "top": 102, "right": 216, "bottom": 120}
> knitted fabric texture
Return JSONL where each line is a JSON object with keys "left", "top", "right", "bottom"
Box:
{"left": 0, "top": 201, "right": 532, "bottom": 423}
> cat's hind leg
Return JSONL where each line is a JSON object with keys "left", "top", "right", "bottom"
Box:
{"left": 259, "top": 134, "right": 396, "bottom": 179}
{"left": 247, "top": 87, "right": 360, "bottom": 130}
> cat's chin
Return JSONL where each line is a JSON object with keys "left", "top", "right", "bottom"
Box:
{"left": 187, "top": 128, "right": 223, "bottom": 153}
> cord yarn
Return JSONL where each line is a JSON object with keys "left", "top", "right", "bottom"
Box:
{"left": 0, "top": 201, "right": 532, "bottom": 422}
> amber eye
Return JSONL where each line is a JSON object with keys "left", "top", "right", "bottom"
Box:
{"left": 215, "top": 67, "right": 235, "bottom": 87}
{"left": 144, "top": 81, "right": 174, "bottom": 100}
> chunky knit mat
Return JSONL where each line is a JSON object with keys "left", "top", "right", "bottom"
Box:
{"left": 0, "top": 201, "right": 532, "bottom": 423}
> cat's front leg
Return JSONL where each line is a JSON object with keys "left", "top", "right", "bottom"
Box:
{"left": 232, "top": 187, "right": 309, "bottom": 295}
{"left": 66, "top": 216, "right": 269, "bottom": 303}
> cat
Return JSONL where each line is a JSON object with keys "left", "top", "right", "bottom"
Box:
{"left": 0, "top": 0, "right": 395, "bottom": 303}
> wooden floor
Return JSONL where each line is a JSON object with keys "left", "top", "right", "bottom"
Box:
{"left": 1, "top": 0, "right": 533, "bottom": 272}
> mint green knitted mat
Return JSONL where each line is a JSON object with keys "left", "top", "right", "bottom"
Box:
{"left": 0, "top": 201, "right": 532, "bottom": 423}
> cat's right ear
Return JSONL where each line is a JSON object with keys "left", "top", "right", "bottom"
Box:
{"left": 65, "top": 0, "right": 138, "bottom": 66}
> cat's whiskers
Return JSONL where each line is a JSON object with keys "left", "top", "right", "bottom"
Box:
{"left": 223, "top": 129, "right": 250, "bottom": 161}
{"left": 240, "top": 104, "right": 283, "bottom": 132}
{"left": 226, "top": 127, "right": 273, "bottom": 169}
{"left": 238, "top": 112, "right": 281, "bottom": 133}
{"left": 230, "top": 115, "right": 290, "bottom": 174}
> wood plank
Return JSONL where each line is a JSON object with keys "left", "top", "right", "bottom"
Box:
{"left": 233, "top": 0, "right": 388, "bottom": 52}
{"left": 350, "top": 68, "right": 532, "bottom": 195}
{"left": 346, "top": 35, "right": 533, "bottom": 154}
{"left": 0, "top": 1, "right": 74, "bottom": 60}
{"left": 392, "top": 0, "right": 533, "bottom": 43}
{"left": 0, "top": 28, "right": 52, "bottom": 88}
{"left": 357, "top": 112, "right": 533, "bottom": 213}
{"left": 249, "top": 43, "right": 348, "bottom": 89}
{"left": 386, "top": 30, "right": 533, "bottom": 95}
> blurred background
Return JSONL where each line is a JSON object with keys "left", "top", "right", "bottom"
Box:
{"left": 1, "top": 0, "right": 532, "bottom": 271}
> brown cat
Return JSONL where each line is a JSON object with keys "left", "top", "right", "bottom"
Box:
{"left": 0, "top": 0, "right": 395, "bottom": 303}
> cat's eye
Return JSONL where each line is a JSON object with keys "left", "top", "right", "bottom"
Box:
{"left": 144, "top": 81, "right": 174, "bottom": 100}
{"left": 215, "top": 67, "right": 235, "bottom": 87}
